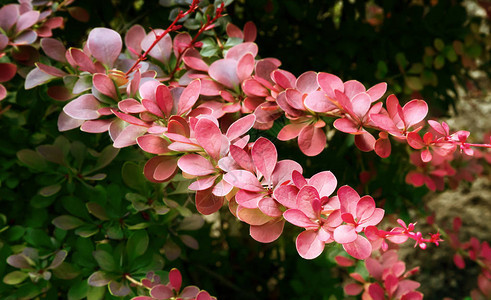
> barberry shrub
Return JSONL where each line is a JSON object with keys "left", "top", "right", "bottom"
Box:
{"left": 0, "top": 0, "right": 490, "bottom": 299}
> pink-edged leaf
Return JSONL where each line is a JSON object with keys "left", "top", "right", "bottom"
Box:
{"left": 195, "top": 118, "right": 222, "bottom": 161}
{"left": 344, "top": 283, "right": 363, "bottom": 296}
{"left": 354, "top": 132, "right": 376, "bottom": 152}
{"left": 402, "top": 99, "right": 428, "bottom": 128}
{"left": 338, "top": 185, "right": 360, "bottom": 215}
{"left": 209, "top": 59, "right": 239, "bottom": 90}
{"left": 226, "top": 114, "right": 255, "bottom": 140}
{"left": 93, "top": 73, "right": 118, "bottom": 100}
{"left": 374, "top": 136, "right": 391, "bottom": 158}
{"left": 15, "top": 10, "right": 40, "bottom": 33}
{"left": 177, "top": 79, "right": 201, "bottom": 115}
{"left": 229, "top": 145, "right": 254, "bottom": 172}
{"left": 63, "top": 94, "right": 101, "bottom": 120}
{"left": 87, "top": 27, "right": 122, "bottom": 67}
{"left": 150, "top": 284, "right": 174, "bottom": 299}
{"left": 81, "top": 119, "right": 112, "bottom": 133}
{"left": 113, "top": 125, "right": 147, "bottom": 148}
{"left": 308, "top": 171, "right": 337, "bottom": 198}
{"left": 41, "top": 38, "right": 67, "bottom": 62}
{"left": 212, "top": 178, "right": 233, "bottom": 196}
{"left": 367, "top": 82, "right": 387, "bottom": 101}
{"left": 344, "top": 80, "right": 366, "bottom": 99}
{"left": 333, "top": 224, "right": 357, "bottom": 244}
{"left": 258, "top": 197, "right": 282, "bottom": 217}
{"left": 250, "top": 219, "right": 285, "bottom": 243}
{"left": 236, "top": 52, "right": 255, "bottom": 83}
{"left": 251, "top": 137, "right": 277, "bottom": 183}
{"left": 343, "top": 235, "right": 372, "bottom": 260}
{"left": 143, "top": 156, "right": 178, "bottom": 182}
{"left": 168, "top": 268, "right": 182, "bottom": 292}
{"left": 0, "top": 63, "right": 17, "bottom": 82}
{"left": 124, "top": 24, "right": 145, "bottom": 58}
{"left": 406, "top": 132, "right": 425, "bottom": 149}
{"left": 317, "top": 72, "right": 344, "bottom": 98}
{"left": 273, "top": 185, "right": 299, "bottom": 209}
{"left": 296, "top": 230, "right": 325, "bottom": 259}
{"left": 298, "top": 125, "right": 326, "bottom": 156}
{"left": 225, "top": 42, "right": 258, "bottom": 60}
{"left": 283, "top": 209, "right": 317, "bottom": 228}
{"left": 180, "top": 286, "right": 200, "bottom": 298}
{"left": 223, "top": 170, "right": 263, "bottom": 192}
{"left": 178, "top": 154, "right": 215, "bottom": 176}
{"left": 182, "top": 48, "right": 209, "bottom": 71}
{"left": 304, "top": 90, "right": 336, "bottom": 113}
{"left": 195, "top": 188, "right": 224, "bottom": 215}
{"left": 137, "top": 135, "right": 170, "bottom": 154}
{"left": 0, "top": 84, "right": 6, "bottom": 101}
{"left": 277, "top": 123, "right": 305, "bottom": 141}
{"left": 195, "top": 290, "right": 213, "bottom": 300}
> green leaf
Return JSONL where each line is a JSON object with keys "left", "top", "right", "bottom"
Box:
{"left": 89, "top": 146, "right": 119, "bottom": 174}
{"left": 39, "top": 184, "right": 62, "bottom": 197}
{"left": 86, "top": 202, "right": 110, "bottom": 221}
{"left": 6, "top": 225, "right": 25, "bottom": 241}
{"left": 52, "top": 262, "right": 81, "bottom": 280}
{"left": 36, "top": 145, "right": 65, "bottom": 165}
{"left": 86, "top": 285, "right": 105, "bottom": 300}
{"left": 70, "top": 141, "right": 87, "bottom": 169}
{"left": 183, "top": 18, "right": 201, "bottom": 30}
{"left": 68, "top": 280, "right": 88, "bottom": 300}
{"left": 3, "top": 271, "right": 28, "bottom": 285}
{"left": 395, "top": 52, "right": 408, "bottom": 70}
{"left": 433, "top": 38, "right": 444, "bottom": 51}
{"left": 405, "top": 76, "right": 423, "bottom": 91}
{"left": 122, "top": 162, "right": 146, "bottom": 191}
{"left": 106, "top": 224, "right": 124, "bottom": 240}
{"left": 75, "top": 225, "right": 99, "bottom": 238}
{"left": 433, "top": 55, "right": 445, "bottom": 69}
{"left": 178, "top": 214, "right": 205, "bottom": 231}
{"left": 407, "top": 63, "right": 424, "bottom": 74}
{"left": 93, "top": 250, "right": 117, "bottom": 272}
{"left": 127, "top": 230, "right": 149, "bottom": 260}
{"left": 17, "top": 149, "right": 48, "bottom": 171}
{"left": 52, "top": 215, "right": 85, "bottom": 230}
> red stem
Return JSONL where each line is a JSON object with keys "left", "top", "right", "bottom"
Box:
{"left": 125, "top": 0, "right": 201, "bottom": 76}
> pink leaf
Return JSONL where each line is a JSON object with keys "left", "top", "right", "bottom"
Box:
{"left": 296, "top": 185, "right": 320, "bottom": 219}
{"left": 283, "top": 209, "right": 317, "bottom": 228}
{"left": 236, "top": 52, "right": 255, "bottom": 83}
{"left": 226, "top": 23, "right": 243, "bottom": 39}
{"left": 87, "top": 27, "right": 122, "bottom": 67}
{"left": 143, "top": 156, "right": 178, "bottom": 182}
{"left": 335, "top": 255, "right": 355, "bottom": 267}
{"left": 124, "top": 25, "right": 145, "bottom": 58}
{"left": 195, "top": 118, "right": 222, "bottom": 161}
{"left": 366, "top": 82, "right": 387, "bottom": 101}
{"left": 296, "top": 71, "right": 318, "bottom": 94}
{"left": 344, "top": 80, "right": 366, "bottom": 99}
{"left": 354, "top": 131, "right": 376, "bottom": 152}
{"left": 271, "top": 70, "right": 296, "bottom": 89}
{"left": 243, "top": 21, "right": 257, "bottom": 42}
{"left": 0, "top": 84, "right": 6, "bottom": 101}
{"left": 168, "top": 268, "right": 182, "bottom": 292}
{"left": 271, "top": 159, "right": 302, "bottom": 187}
{"left": 137, "top": 135, "right": 170, "bottom": 154}
{"left": 195, "top": 188, "right": 224, "bottom": 215}
{"left": 141, "top": 29, "right": 172, "bottom": 64}
{"left": 118, "top": 99, "right": 145, "bottom": 113}
{"left": 317, "top": 72, "right": 344, "bottom": 98}
{"left": 344, "top": 283, "right": 363, "bottom": 296}
{"left": 235, "top": 190, "right": 263, "bottom": 208}
{"left": 182, "top": 48, "right": 209, "bottom": 71}
{"left": 150, "top": 284, "right": 174, "bottom": 299}
{"left": 113, "top": 125, "right": 147, "bottom": 148}
{"left": 177, "top": 79, "right": 201, "bottom": 115}
{"left": 343, "top": 235, "right": 372, "bottom": 260}
{"left": 63, "top": 94, "right": 101, "bottom": 120}
{"left": 36, "top": 62, "right": 67, "bottom": 77}
{"left": 333, "top": 118, "right": 359, "bottom": 134}
{"left": 93, "top": 73, "right": 118, "bottom": 100}
{"left": 250, "top": 219, "right": 285, "bottom": 243}
{"left": 403, "top": 99, "right": 428, "bottom": 128}
{"left": 338, "top": 185, "right": 360, "bottom": 215}
{"left": 142, "top": 99, "right": 164, "bottom": 118}
{"left": 67, "top": 7, "right": 90, "bottom": 22}
{"left": 351, "top": 92, "right": 371, "bottom": 118}
{"left": 308, "top": 171, "right": 337, "bottom": 198}
{"left": 57, "top": 111, "right": 84, "bottom": 131}
{"left": 81, "top": 119, "right": 112, "bottom": 133}
{"left": 68, "top": 48, "right": 97, "bottom": 73}
{"left": 258, "top": 197, "right": 282, "bottom": 217}
{"left": 178, "top": 154, "right": 215, "bottom": 176}
{"left": 41, "top": 38, "right": 67, "bottom": 62}
{"left": 251, "top": 137, "right": 277, "bottom": 183}
{"left": 368, "top": 283, "right": 385, "bottom": 300}
{"left": 334, "top": 224, "right": 357, "bottom": 243}
{"left": 298, "top": 125, "right": 326, "bottom": 156}
{"left": 0, "top": 5, "right": 19, "bottom": 32}
{"left": 223, "top": 170, "right": 263, "bottom": 192}
{"left": 304, "top": 91, "right": 336, "bottom": 113}
{"left": 374, "top": 135, "right": 392, "bottom": 158}
{"left": 406, "top": 132, "right": 425, "bottom": 149}
{"left": 0, "top": 63, "right": 17, "bottom": 82}
{"left": 15, "top": 11, "right": 40, "bottom": 33}
{"left": 226, "top": 114, "right": 255, "bottom": 141}
{"left": 209, "top": 59, "right": 239, "bottom": 90}
{"left": 285, "top": 89, "right": 305, "bottom": 110}
{"left": 225, "top": 42, "right": 258, "bottom": 60}
{"left": 273, "top": 185, "right": 299, "bottom": 209}
{"left": 356, "top": 196, "right": 376, "bottom": 221}
{"left": 189, "top": 175, "right": 217, "bottom": 191}
{"left": 296, "top": 230, "right": 325, "bottom": 259}
{"left": 277, "top": 123, "right": 305, "bottom": 141}
{"left": 229, "top": 145, "right": 254, "bottom": 172}
{"left": 24, "top": 68, "right": 56, "bottom": 89}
